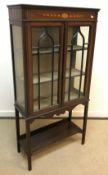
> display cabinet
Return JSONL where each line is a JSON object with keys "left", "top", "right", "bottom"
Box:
{"left": 8, "top": 4, "right": 99, "bottom": 170}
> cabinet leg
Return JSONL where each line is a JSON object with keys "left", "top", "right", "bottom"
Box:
{"left": 68, "top": 111, "right": 72, "bottom": 128}
{"left": 68, "top": 110, "right": 72, "bottom": 122}
{"left": 15, "top": 108, "right": 20, "bottom": 153}
{"left": 27, "top": 154, "right": 32, "bottom": 171}
{"left": 26, "top": 121, "right": 32, "bottom": 171}
{"left": 82, "top": 103, "right": 88, "bottom": 145}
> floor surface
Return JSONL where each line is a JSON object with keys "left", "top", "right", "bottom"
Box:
{"left": 0, "top": 119, "right": 108, "bottom": 175}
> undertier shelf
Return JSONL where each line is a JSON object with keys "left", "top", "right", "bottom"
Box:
{"left": 19, "top": 119, "right": 82, "bottom": 154}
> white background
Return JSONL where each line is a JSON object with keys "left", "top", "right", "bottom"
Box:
{"left": 0, "top": 0, "right": 108, "bottom": 117}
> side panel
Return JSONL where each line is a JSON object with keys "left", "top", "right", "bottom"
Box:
{"left": 11, "top": 25, "right": 26, "bottom": 112}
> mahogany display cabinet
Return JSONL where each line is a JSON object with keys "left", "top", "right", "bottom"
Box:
{"left": 8, "top": 4, "right": 99, "bottom": 170}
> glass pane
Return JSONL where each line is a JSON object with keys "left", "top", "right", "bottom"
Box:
{"left": 12, "top": 26, "right": 25, "bottom": 109}
{"left": 32, "top": 27, "right": 60, "bottom": 112}
{"left": 65, "top": 26, "right": 90, "bottom": 102}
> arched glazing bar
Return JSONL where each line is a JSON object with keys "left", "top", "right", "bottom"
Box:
{"left": 37, "top": 27, "right": 55, "bottom": 109}
{"left": 68, "top": 27, "right": 79, "bottom": 101}
{"left": 78, "top": 28, "right": 85, "bottom": 97}
{"left": 68, "top": 27, "right": 85, "bottom": 100}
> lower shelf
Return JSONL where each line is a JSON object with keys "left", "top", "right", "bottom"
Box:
{"left": 20, "top": 119, "right": 82, "bottom": 154}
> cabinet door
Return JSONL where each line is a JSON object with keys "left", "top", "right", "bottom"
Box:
{"left": 64, "top": 23, "right": 91, "bottom": 103}
{"left": 28, "top": 22, "right": 63, "bottom": 113}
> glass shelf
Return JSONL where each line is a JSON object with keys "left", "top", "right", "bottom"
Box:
{"left": 32, "top": 44, "right": 88, "bottom": 55}
{"left": 33, "top": 68, "right": 85, "bottom": 84}
{"left": 65, "top": 90, "right": 84, "bottom": 102}
{"left": 32, "top": 45, "right": 60, "bottom": 55}
{"left": 67, "top": 44, "right": 88, "bottom": 51}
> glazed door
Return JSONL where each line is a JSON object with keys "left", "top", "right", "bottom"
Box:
{"left": 63, "top": 23, "right": 91, "bottom": 103}
{"left": 28, "top": 22, "right": 64, "bottom": 113}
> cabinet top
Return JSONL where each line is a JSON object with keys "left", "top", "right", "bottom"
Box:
{"left": 7, "top": 4, "right": 100, "bottom": 12}
{"left": 8, "top": 4, "right": 100, "bottom": 23}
